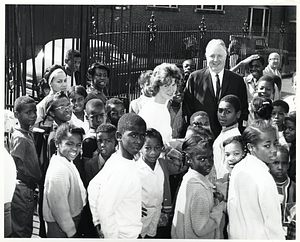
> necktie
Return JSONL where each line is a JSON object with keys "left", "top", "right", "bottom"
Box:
{"left": 215, "top": 74, "right": 221, "bottom": 100}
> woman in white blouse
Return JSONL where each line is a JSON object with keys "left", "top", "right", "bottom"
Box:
{"left": 139, "top": 63, "right": 182, "bottom": 144}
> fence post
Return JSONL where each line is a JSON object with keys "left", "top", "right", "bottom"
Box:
{"left": 199, "top": 15, "right": 207, "bottom": 70}
{"left": 147, "top": 11, "right": 156, "bottom": 70}
{"left": 279, "top": 21, "right": 285, "bottom": 72}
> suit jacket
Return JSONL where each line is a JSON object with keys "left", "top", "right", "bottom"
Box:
{"left": 183, "top": 67, "right": 249, "bottom": 138}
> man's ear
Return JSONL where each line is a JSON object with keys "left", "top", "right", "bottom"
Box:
{"left": 116, "top": 131, "right": 122, "bottom": 142}
{"left": 65, "top": 58, "right": 68, "bottom": 65}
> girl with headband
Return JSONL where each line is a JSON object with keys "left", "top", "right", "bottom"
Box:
{"left": 35, "top": 64, "right": 68, "bottom": 127}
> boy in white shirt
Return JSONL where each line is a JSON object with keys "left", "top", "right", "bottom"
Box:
{"left": 88, "top": 113, "right": 146, "bottom": 239}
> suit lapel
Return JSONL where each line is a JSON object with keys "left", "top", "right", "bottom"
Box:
{"left": 220, "top": 70, "right": 230, "bottom": 98}
{"left": 204, "top": 68, "right": 215, "bottom": 98}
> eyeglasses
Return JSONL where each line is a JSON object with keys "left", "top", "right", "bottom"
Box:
{"left": 54, "top": 104, "right": 73, "bottom": 112}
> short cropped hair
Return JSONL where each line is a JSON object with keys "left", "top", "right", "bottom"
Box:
{"left": 14, "top": 96, "right": 36, "bottom": 112}
{"left": 242, "top": 119, "right": 276, "bottom": 150}
{"left": 249, "top": 54, "right": 264, "bottom": 66}
{"left": 257, "top": 75, "right": 275, "bottom": 91}
{"left": 284, "top": 111, "right": 296, "bottom": 124}
{"left": 117, "top": 113, "right": 146, "bottom": 134}
{"left": 272, "top": 100, "right": 289, "bottom": 113}
{"left": 145, "top": 128, "right": 163, "bottom": 147}
{"left": 65, "top": 49, "right": 81, "bottom": 60}
{"left": 276, "top": 144, "right": 289, "bottom": 157}
{"left": 96, "top": 123, "right": 117, "bottom": 134}
{"left": 138, "top": 70, "right": 153, "bottom": 86}
{"left": 220, "top": 94, "right": 241, "bottom": 112}
{"left": 55, "top": 122, "right": 85, "bottom": 146}
{"left": 85, "top": 99, "right": 105, "bottom": 115}
{"left": 151, "top": 63, "right": 182, "bottom": 96}
{"left": 67, "top": 85, "right": 87, "bottom": 99}
{"left": 105, "top": 98, "right": 124, "bottom": 113}
{"left": 186, "top": 124, "right": 215, "bottom": 140}
{"left": 190, "top": 111, "right": 209, "bottom": 124}
{"left": 205, "top": 39, "right": 228, "bottom": 56}
{"left": 250, "top": 96, "right": 273, "bottom": 120}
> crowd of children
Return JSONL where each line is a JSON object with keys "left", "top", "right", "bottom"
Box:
{"left": 4, "top": 47, "right": 296, "bottom": 240}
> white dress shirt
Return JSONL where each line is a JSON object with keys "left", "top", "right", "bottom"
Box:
{"left": 209, "top": 68, "right": 224, "bottom": 96}
{"left": 88, "top": 151, "right": 142, "bottom": 239}
{"left": 227, "top": 154, "right": 285, "bottom": 239}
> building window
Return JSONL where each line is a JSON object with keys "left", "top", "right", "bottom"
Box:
{"left": 248, "top": 7, "right": 270, "bottom": 36}
{"left": 196, "top": 5, "right": 223, "bottom": 11}
{"left": 150, "top": 5, "right": 178, "bottom": 9}
{"left": 195, "top": 5, "right": 224, "bottom": 14}
{"left": 146, "top": 5, "right": 179, "bottom": 12}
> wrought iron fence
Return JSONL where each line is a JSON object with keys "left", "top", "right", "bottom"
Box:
{"left": 5, "top": 5, "right": 295, "bottom": 109}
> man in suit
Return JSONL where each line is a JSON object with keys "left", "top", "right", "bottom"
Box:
{"left": 183, "top": 39, "right": 249, "bottom": 138}
{"left": 64, "top": 49, "right": 81, "bottom": 90}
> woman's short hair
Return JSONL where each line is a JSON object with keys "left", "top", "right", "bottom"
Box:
{"left": 150, "top": 63, "right": 182, "bottom": 96}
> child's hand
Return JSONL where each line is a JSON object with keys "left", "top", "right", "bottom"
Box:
{"left": 213, "top": 188, "right": 224, "bottom": 203}
{"left": 215, "top": 181, "right": 229, "bottom": 201}
{"left": 142, "top": 206, "right": 147, "bottom": 217}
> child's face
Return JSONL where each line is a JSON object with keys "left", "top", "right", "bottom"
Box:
{"left": 171, "top": 82, "right": 184, "bottom": 104}
{"left": 250, "top": 130, "right": 278, "bottom": 164}
{"left": 183, "top": 60, "right": 195, "bottom": 76}
{"left": 224, "top": 141, "right": 244, "bottom": 168}
{"left": 69, "top": 93, "right": 85, "bottom": 113}
{"left": 141, "top": 137, "right": 162, "bottom": 165}
{"left": 271, "top": 106, "right": 286, "bottom": 130}
{"left": 57, "top": 132, "right": 82, "bottom": 161}
{"left": 51, "top": 97, "right": 73, "bottom": 124}
{"left": 249, "top": 60, "right": 263, "bottom": 79}
{"left": 117, "top": 125, "right": 146, "bottom": 158}
{"left": 217, "top": 101, "right": 240, "bottom": 127}
{"left": 283, "top": 120, "right": 296, "bottom": 143}
{"left": 108, "top": 104, "right": 125, "bottom": 127}
{"left": 256, "top": 81, "right": 274, "bottom": 98}
{"left": 93, "top": 68, "right": 109, "bottom": 91}
{"left": 15, "top": 103, "right": 37, "bottom": 130}
{"left": 191, "top": 115, "right": 211, "bottom": 130}
{"left": 268, "top": 151, "right": 289, "bottom": 183}
{"left": 190, "top": 147, "right": 214, "bottom": 176}
{"left": 50, "top": 72, "right": 68, "bottom": 93}
{"left": 86, "top": 107, "right": 106, "bottom": 130}
{"left": 96, "top": 132, "right": 116, "bottom": 160}
{"left": 141, "top": 80, "right": 153, "bottom": 97}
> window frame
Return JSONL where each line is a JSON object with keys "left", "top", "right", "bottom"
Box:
{"left": 248, "top": 6, "right": 270, "bottom": 37}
